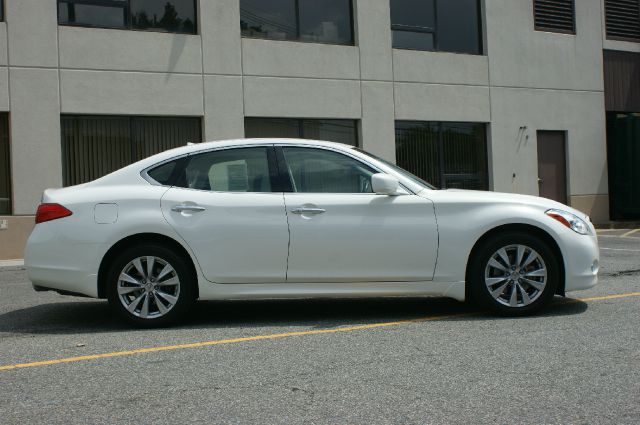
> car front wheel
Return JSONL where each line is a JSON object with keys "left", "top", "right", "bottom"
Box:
{"left": 106, "top": 244, "right": 195, "bottom": 327}
{"left": 469, "top": 232, "right": 559, "bottom": 315}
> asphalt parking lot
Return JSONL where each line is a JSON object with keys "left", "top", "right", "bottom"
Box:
{"left": 0, "top": 231, "right": 639, "bottom": 424}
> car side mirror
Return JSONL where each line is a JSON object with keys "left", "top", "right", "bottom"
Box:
{"left": 371, "top": 173, "right": 401, "bottom": 196}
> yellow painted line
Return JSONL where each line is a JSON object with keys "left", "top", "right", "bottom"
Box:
{"left": 621, "top": 229, "right": 640, "bottom": 237}
{"left": 1, "top": 291, "right": 639, "bottom": 372}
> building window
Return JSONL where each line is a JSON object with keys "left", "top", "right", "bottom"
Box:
{"left": 57, "top": 0, "right": 197, "bottom": 34}
{"left": 0, "top": 113, "right": 10, "bottom": 215}
{"left": 245, "top": 118, "right": 359, "bottom": 146}
{"left": 240, "top": 0, "right": 354, "bottom": 45}
{"left": 0, "top": 0, "right": 4, "bottom": 22}
{"left": 390, "top": 0, "right": 482, "bottom": 54}
{"left": 533, "top": 0, "right": 576, "bottom": 34}
{"left": 395, "top": 121, "right": 488, "bottom": 190}
{"left": 605, "top": 0, "right": 640, "bottom": 41}
{"left": 61, "top": 115, "right": 202, "bottom": 186}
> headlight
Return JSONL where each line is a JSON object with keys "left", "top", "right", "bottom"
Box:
{"left": 546, "top": 209, "right": 591, "bottom": 235}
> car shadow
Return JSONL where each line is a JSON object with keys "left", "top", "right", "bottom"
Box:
{"left": 0, "top": 296, "right": 588, "bottom": 335}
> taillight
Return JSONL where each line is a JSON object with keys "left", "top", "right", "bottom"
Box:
{"left": 35, "top": 203, "right": 73, "bottom": 224}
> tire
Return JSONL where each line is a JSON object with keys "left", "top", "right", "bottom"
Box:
{"left": 106, "top": 243, "right": 196, "bottom": 327}
{"left": 468, "top": 232, "right": 559, "bottom": 316}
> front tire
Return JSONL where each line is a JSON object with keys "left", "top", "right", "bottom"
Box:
{"left": 469, "top": 232, "right": 559, "bottom": 316}
{"left": 106, "top": 244, "right": 196, "bottom": 327}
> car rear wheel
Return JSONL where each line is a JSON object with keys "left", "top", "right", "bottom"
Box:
{"left": 106, "top": 244, "right": 195, "bottom": 327}
{"left": 469, "top": 232, "right": 559, "bottom": 316}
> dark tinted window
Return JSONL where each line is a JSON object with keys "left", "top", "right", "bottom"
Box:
{"left": 240, "top": 0, "right": 354, "bottom": 45}
{"left": 605, "top": 0, "right": 640, "bottom": 41}
{"left": 390, "top": 0, "right": 482, "bottom": 55}
{"left": 395, "top": 121, "right": 488, "bottom": 190}
{"left": 245, "top": 118, "right": 359, "bottom": 146}
{"left": 179, "top": 148, "right": 273, "bottom": 193}
{"left": 147, "top": 160, "right": 178, "bottom": 185}
{"left": 282, "top": 147, "right": 375, "bottom": 193}
{"left": 1, "top": 0, "right": 5, "bottom": 22}
{"left": 61, "top": 115, "right": 201, "bottom": 186}
{"left": 0, "top": 113, "right": 10, "bottom": 214}
{"left": 57, "top": 0, "right": 198, "bottom": 34}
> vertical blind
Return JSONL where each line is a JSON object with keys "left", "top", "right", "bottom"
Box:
{"left": 0, "top": 113, "right": 10, "bottom": 215}
{"left": 395, "top": 121, "right": 488, "bottom": 190}
{"left": 605, "top": 0, "right": 640, "bottom": 40}
{"left": 61, "top": 115, "right": 201, "bottom": 186}
{"left": 244, "top": 118, "right": 359, "bottom": 146}
{"left": 533, "top": 0, "right": 576, "bottom": 33}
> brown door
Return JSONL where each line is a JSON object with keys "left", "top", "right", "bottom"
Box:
{"left": 537, "top": 131, "right": 567, "bottom": 204}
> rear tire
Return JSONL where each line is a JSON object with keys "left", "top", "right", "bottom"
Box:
{"left": 106, "top": 243, "right": 196, "bottom": 327}
{"left": 468, "top": 232, "right": 559, "bottom": 316}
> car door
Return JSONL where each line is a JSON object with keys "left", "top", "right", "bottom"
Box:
{"left": 280, "top": 146, "right": 438, "bottom": 283}
{"left": 160, "top": 146, "right": 289, "bottom": 283}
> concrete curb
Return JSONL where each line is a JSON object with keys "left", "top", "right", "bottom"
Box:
{"left": 0, "top": 259, "right": 24, "bottom": 268}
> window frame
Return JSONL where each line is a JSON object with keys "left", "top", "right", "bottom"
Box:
{"left": 533, "top": 0, "right": 576, "bottom": 35}
{"left": 390, "top": 0, "right": 484, "bottom": 55}
{"left": 57, "top": 0, "right": 199, "bottom": 35}
{"left": 240, "top": 0, "right": 355, "bottom": 46}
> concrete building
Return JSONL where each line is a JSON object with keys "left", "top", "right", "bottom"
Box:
{"left": 1, "top": 0, "right": 640, "bottom": 260}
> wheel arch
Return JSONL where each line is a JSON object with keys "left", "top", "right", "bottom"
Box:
{"left": 465, "top": 223, "right": 566, "bottom": 297}
{"left": 97, "top": 233, "right": 199, "bottom": 299}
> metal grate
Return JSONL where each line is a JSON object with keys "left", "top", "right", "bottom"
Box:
{"left": 605, "top": 0, "right": 640, "bottom": 41}
{"left": 534, "top": 0, "right": 576, "bottom": 34}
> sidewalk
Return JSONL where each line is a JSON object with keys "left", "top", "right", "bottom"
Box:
{"left": 0, "top": 259, "right": 24, "bottom": 268}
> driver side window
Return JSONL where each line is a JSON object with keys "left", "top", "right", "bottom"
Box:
{"left": 282, "top": 147, "right": 375, "bottom": 193}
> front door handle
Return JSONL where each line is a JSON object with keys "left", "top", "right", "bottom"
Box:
{"left": 291, "top": 207, "right": 326, "bottom": 215}
{"left": 172, "top": 204, "right": 206, "bottom": 213}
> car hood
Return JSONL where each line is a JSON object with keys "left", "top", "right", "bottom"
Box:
{"left": 420, "top": 188, "right": 590, "bottom": 221}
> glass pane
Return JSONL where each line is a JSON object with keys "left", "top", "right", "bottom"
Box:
{"left": 302, "top": 119, "right": 358, "bottom": 146}
{"left": 245, "top": 118, "right": 301, "bottom": 138}
{"left": 132, "top": 117, "right": 201, "bottom": 159}
{"left": 61, "top": 116, "right": 132, "bottom": 186}
{"left": 436, "top": 0, "right": 482, "bottom": 54}
{"left": 441, "top": 122, "right": 487, "bottom": 189}
{"left": 0, "top": 113, "right": 10, "bottom": 214}
{"left": 282, "top": 147, "right": 375, "bottom": 193}
{"left": 147, "top": 160, "right": 178, "bottom": 185}
{"left": 131, "top": 0, "right": 197, "bottom": 34}
{"left": 390, "top": 0, "right": 435, "bottom": 28}
{"left": 298, "top": 0, "right": 353, "bottom": 44}
{"left": 58, "top": 1, "right": 128, "bottom": 28}
{"left": 395, "top": 121, "right": 440, "bottom": 187}
{"left": 392, "top": 30, "right": 435, "bottom": 50}
{"left": 240, "top": 0, "right": 297, "bottom": 41}
{"left": 182, "top": 148, "right": 272, "bottom": 192}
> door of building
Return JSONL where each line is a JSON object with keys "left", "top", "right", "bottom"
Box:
{"left": 537, "top": 131, "right": 568, "bottom": 204}
{"left": 607, "top": 113, "right": 640, "bottom": 219}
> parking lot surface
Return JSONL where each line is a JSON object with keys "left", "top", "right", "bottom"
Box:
{"left": 0, "top": 232, "right": 639, "bottom": 424}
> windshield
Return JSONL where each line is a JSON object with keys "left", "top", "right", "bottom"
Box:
{"left": 353, "top": 148, "right": 437, "bottom": 190}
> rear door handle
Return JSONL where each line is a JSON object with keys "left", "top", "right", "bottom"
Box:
{"left": 172, "top": 204, "right": 206, "bottom": 213}
{"left": 291, "top": 207, "right": 326, "bottom": 215}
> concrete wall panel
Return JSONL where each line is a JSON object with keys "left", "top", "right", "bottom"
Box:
{"left": 361, "top": 81, "right": 395, "bottom": 162}
{"left": 486, "top": 0, "right": 603, "bottom": 91}
{"left": 0, "top": 67, "right": 8, "bottom": 111}
{"left": 393, "top": 50, "right": 489, "bottom": 85}
{"left": 0, "top": 23, "right": 7, "bottom": 66}
{"left": 243, "top": 76, "right": 361, "bottom": 119}
{"left": 355, "top": 0, "right": 393, "bottom": 81}
{"left": 242, "top": 39, "right": 360, "bottom": 80}
{"left": 60, "top": 70, "right": 204, "bottom": 116}
{"left": 204, "top": 75, "right": 244, "bottom": 141}
{"left": 201, "top": 0, "right": 242, "bottom": 75}
{"left": 394, "top": 83, "right": 491, "bottom": 122}
{"left": 59, "top": 27, "right": 203, "bottom": 74}
{"left": 6, "top": 0, "right": 58, "bottom": 67}
{"left": 9, "top": 68, "right": 62, "bottom": 214}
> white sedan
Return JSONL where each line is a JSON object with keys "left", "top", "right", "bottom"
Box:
{"left": 25, "top": 139, "right": 599, "bottom": 326}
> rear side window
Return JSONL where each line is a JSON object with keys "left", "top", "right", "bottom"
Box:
{"left": 147, "top": 160, "right": 179, "bottom": 186}
{"left": 282, "top": 147, "right": 375, "bottom": 193}
{"left": 178, "top": 147, "right": 273, "bottom": 193}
